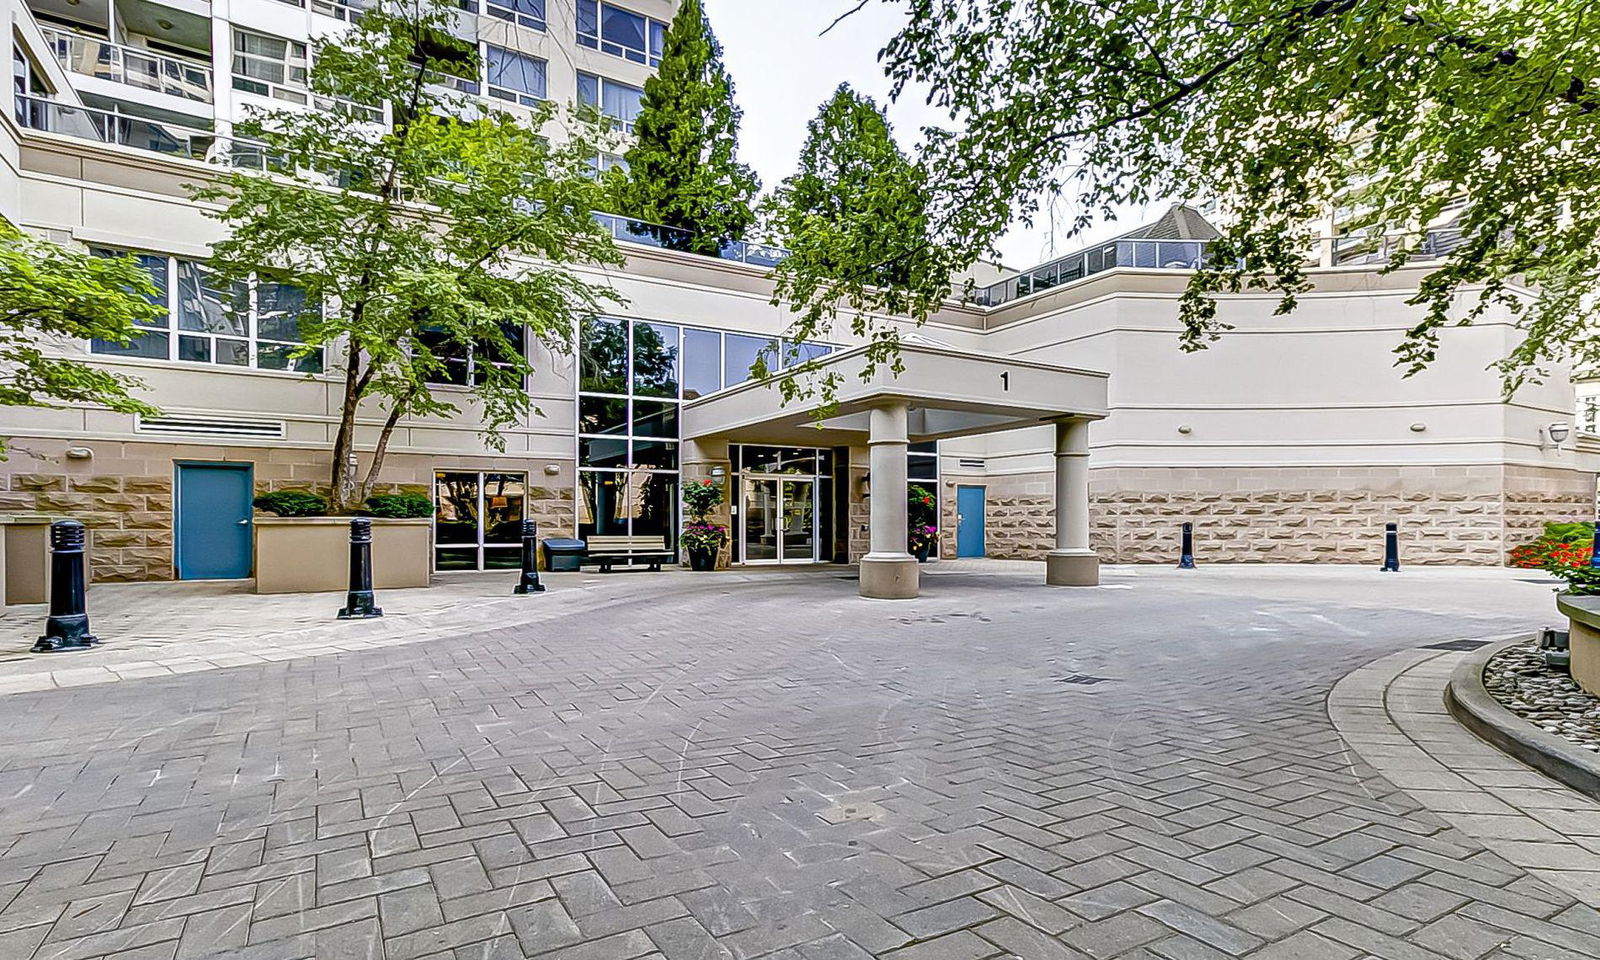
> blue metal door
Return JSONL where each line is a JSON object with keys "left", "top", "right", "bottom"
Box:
{"left": 956, "top": 485, "right": 986, "bottom": 558}
{"left": 176, "top": 463, "right": 253, "bottom": 580}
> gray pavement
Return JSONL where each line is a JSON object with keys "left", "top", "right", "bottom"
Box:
{"left": 0, "top": 562, "right": 1592, "bottom": 960}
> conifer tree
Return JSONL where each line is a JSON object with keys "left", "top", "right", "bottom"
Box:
{"left": 609, "top": 0, "right": 760, "bottom": 255}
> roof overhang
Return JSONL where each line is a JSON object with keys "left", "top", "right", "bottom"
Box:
{"left": 682, "top": 343, "right": 1110, "bottom": 446}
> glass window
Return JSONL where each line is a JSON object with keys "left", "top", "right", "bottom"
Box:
{"left": 576, "top": 72, "right": 644, "bottom": 132}
{"left": 628, "top": 470, "right": 676, "bottom": 540}
{"left": 434, "top": 472, "right": 481, "bottom": 544}
{"left": 631, "top": 322, "right": 679, "bottom": 398}
{"left": 682, "top": 328, "right": 720, "bottom": 399}
{"left": 576, "top": 2, "right": 665, "bottom": 66}
{"left": 785, "top": 340, "right": 833, "bottom": 366}
{"left": 632, "top": 439, "right": 677, "bottom": 470}
{"left": 581, "top": 437, "right": 628, "bottom": 469}
{"left": 486, "top": 0, "right": 545, "bottom": 30}
{"left": 579, "top": 395, "right": 627, "bottom": 435}
{"left": 630, "top": 400, "right": 677, "bottom": 438}
{"left": 89, "top": 251, "right": 323, "bottom": 373}
{"left": 580, "top": 317, "right": 628, "bottom": 394}
{"left": 434, "top": 471, "right": 526, "bottom": 571}
{"left": 724, "top": 334, "right": 777, "bottom": 387}
{"left": 486, "top": 45, "right": 545, "bottom": 107}
{"left": 232, "top": 29, "right": 308, "bottom": 104}
{"left": 579, "top": 471, "right": 629, "bottom": 539}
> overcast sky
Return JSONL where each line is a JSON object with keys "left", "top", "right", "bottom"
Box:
{"left": 703, "top": 0, "right": 1171, "bottom": 271}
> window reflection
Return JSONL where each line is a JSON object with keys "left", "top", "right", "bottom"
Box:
{"left": 580, "top": 317, "right": 628, "bottom": 394}
{"left": 632, "top": 321, "right": 679, "bottom": 398}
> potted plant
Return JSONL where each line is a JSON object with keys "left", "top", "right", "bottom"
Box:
{"left": 908, "top": 485, "right": 938, "bottom": 562}
{"left": 680, "top": 477, "right": 728, "bottom": 571}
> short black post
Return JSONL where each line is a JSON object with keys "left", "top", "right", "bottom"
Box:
{"left": 337, "top": 517, "right": 383, "bottom": 619}
{"left": 1178, "top": 521, "right": 1196, "bottom": 569}
{"left": 1380, "top": 522, "right": 1400, "bottom": 573}
{"left": 33, "top": 519, "right": 99, "bottom": 653}
{"left": 514, "top": 519, "right": 545, "bottom": 594}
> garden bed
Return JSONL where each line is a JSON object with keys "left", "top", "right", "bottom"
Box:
{"left": 1483, "top": 639, "right": 1600, "bottom": 752}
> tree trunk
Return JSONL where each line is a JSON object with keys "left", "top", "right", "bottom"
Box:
{"left": 329, "top": 339, "right": 364, "bottom": 513}
{"left": 358, "top": 386, "right": 416, "bottom": 504}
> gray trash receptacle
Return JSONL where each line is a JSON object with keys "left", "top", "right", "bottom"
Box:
{"left": 541, "top": 538, "right": 587, "bottom": 572}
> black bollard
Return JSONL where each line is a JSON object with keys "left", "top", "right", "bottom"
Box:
{"left": 337, "top": 517, "right": 383, "bottom": 619}
{"left": 514, "top": 519, "right": 545, "bottom": 594}
{"left": 1178, "top": 521, "right": 1196, "bottom": 569}
{"left": 33, "top": 519, "right": 99, "bottom": 653}
{"left": 1380, "top": 522, "right": 1400, "bottom": 573}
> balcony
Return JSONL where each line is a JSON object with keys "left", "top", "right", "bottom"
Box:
{"left": 16, "top": 94, "right": 217, "bottom": 158}
{"left": 971, "top": 239, "right": 1211, "bottom": 307}
{"left": 42, "top": 27, "right": 213, "bottom": 104}
{"left": 591, "top": 213, "right": 787, "bottom": 267}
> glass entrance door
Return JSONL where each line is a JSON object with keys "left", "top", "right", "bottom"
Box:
{"left": 741, "top": 477, "right": 817, "bottom": 563}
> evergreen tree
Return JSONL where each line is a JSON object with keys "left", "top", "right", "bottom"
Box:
{"left": 609, "top": 0, "right": 759, "bottom": 255}
{"left": 766, "top": 85, "right": 950, "bottom": 402}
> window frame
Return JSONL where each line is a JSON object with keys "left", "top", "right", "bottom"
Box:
{"left": 230, "top": 28, "right": 309, "bottom": 104}
{"left": 575, "top": 71, "right": 645, "bottom": 133}
{"left": 485, "top": 0, "right": 546, "bottom": 31}
{"left": 484, "top": 43, "right": 547, "bottom": 107}
{"left": 88, "top": 249, "right": 324, "bottom": 375}
{"left": 575, "top": 0, "right": 666, "bottom": 66}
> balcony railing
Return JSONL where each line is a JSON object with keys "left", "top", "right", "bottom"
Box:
{"left": 16, "top": 94, "right": 217, "bottom": 159}
{"left": 971, "top": 239, "right": 1211, "bottom": 307}
{"left": 41, "top": 27, "right": 213, "bottom": 104}
{"left": 591, "top": 213, "right": 787, "bottom": 267}
{"left": 1332, "top": 227, "right": 1467, "bottom": 266}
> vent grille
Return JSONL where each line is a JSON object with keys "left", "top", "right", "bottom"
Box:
{"left": 958, "top": 458, "right": 985, "bottom": 468}
{"left": 136, "top": 414, "right": 286, "bottom": 440}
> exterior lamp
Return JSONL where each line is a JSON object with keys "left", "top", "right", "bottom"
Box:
{"left": 710, "top": 466, "right": 726, "bottom": 479}
{"left": 858, "top": 473, "right": 871, "bottom": 498}
{"left": 1542, "top": 421, "right": 1572, "bottom": 450}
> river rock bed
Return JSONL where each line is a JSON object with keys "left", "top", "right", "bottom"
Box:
{"left": 1483, "top": 639, "right": 1600, "bottom": 752}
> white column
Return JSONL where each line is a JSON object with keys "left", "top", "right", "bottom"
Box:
{"left": 859, "top": 402, "right": 919, "bottom": 599}
{"left": 1046, "top": 418, "right": 1099, "bottom": 586}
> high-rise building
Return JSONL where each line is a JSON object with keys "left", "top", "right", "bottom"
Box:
{"left": 4, "top": 0, "right": 1593, "bottom": 589}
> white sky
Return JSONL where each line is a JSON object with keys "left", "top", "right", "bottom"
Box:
{"left": 704, "top": 0, "right": 1171, "bottom": 271}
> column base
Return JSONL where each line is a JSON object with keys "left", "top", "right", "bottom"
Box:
{"left": 1046, "top": 550, "right": 1099, "bottom": 586}
{"left": 860, "top": 553, "right": 919, "bottom": 599}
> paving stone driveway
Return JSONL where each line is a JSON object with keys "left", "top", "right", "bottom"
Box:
{"left": 0, "top": 564, "right": 1594, "bottom": 960}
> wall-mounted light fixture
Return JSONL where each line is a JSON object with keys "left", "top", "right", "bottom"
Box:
{"left": 857, "top": 473, "right": 871, "bottom": 498}
{"left": 543, "top": 463, "right": 561, "bottom": 476}
{"left": 1410, "top": 423, "right": 1427, "bottom": 433}
{"left": 710, "top": 465, "right": 726, "bottom": 479}
{"left": 65, "top": 447, "right": 93, "bottom": 460}
{"left": 1543, "top": 421, "right": 1572, "bottom": 450}
{"left": 1177, "top": 425, "right": 1192, "bottom": 435}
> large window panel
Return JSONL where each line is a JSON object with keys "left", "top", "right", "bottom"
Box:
{"left": 579, "top": 395, "right": 628, "bottom": 436}
{"left": 628, "top": 471, "right": 676, "bottom": 540}
{"left": 486, "top": 0, "right": 545, "bottom": 30}
{"left": 486, "top": 45, "right": 545, "bottom": 107}
{"left": 576, "top": 72, "right": 644, "bottom": 131}
{"left": 579, "top": 471, "right": 629, "bottom": 539}
{"left": 631, "top": 321, "right": 679, "bottom": 398}
{"left": 576, "top": 1, "right": 664, "bottom": 66}
{"left": 175, "top": 261, "right": 244, "bottom": 335}
{"left": 580, "top": 437, "right": 628, "bottom": 469}
{"left": 630, "top": 400, "right": 677, "bottom": 438}
{"left": 682, "top": 328, "right": 721, "bottom": 399}
{"left": 580, "top": 317, "right": 628, "bottom": 394}
{"left": 723, "top": 333, "right": 778, "bottom": 388}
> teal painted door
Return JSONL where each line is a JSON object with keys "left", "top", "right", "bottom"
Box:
{"left": 956, "top": 485, "right": 986, "bottom": 558}
{"left": 176, "top": 463, "right": 253, "bottom": 579}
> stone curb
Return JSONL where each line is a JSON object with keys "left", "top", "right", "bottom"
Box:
{"left": 1445, "top": 635, "right": 1600, "bottom": 802}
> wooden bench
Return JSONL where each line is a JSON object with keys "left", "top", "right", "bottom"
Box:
{"left": 582, "top": 535, "right": 675, "bottom": 572}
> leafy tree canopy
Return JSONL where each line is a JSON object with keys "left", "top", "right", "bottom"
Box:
{"left": 195, "top": 0, "right": 622, "bottom": 511}
{"left": 0, "top": 221, "right": 160, "bottom": 450}
{"left": 766, "top": 83, "right": 953, "bottom": 406}
{"left": 608, "top": 0, "right": 761, "bottom": 255}
{"left": 797, "top": 0, "right": 1600, "bottom": 393}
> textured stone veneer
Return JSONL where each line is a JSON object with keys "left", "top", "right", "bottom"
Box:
{"left": 977, "top": 464, "right": 1593, "bottom": 566}
{"left": 0, "top": 440, "right": 576, "bottom": 582}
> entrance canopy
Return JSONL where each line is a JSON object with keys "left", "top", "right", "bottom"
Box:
{"left": 682, "top": 343, "right": 1111, "bottom": 600}
{"left": 681, "top": 342, "right": 1110, "bottom": 445}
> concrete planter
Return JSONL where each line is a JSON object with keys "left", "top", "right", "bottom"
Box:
{"left": 1556, "top": 591, "right": 1600, "bottom": 695}
{"left": 254, "top": 517, "right": 431, "bottom": 595}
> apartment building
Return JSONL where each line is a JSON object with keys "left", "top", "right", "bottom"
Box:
{"left": 5, "top": 0, "right": 1594, "bottom": 586}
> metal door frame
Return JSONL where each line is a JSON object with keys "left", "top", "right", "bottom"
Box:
{"left": 173, "top": 460, "right": 254, "bottom": 580}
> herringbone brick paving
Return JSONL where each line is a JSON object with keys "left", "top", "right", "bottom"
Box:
{"left": 0, "top": 565, "right": 1589, "bottom": 958}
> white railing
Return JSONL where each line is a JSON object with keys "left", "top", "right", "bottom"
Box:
{"left": 41, "top": 27, "right": 213, "bottom": 103}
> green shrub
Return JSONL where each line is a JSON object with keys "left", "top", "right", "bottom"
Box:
{"left": 253, "top": 490, "right": 329, "bottom": 517}
{"left": 364, "top": 493, "right": 434, "bottom": 519}
{"left": 1544, "top": 521, "right": 1595, "bottom": 543}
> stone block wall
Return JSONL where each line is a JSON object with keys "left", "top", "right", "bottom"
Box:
{"left": 973, "top": 465, "right": 1596, "bottom": 566}
{"left": 0, "top": 439, "right": 578, "bottom": 581}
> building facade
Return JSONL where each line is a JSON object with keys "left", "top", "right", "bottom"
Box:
{"left": 5, "top": 0, "right": 1594, "bottom": 582}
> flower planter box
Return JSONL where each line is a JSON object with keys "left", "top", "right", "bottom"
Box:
{"left": 254, "top": 517, "right": 431, "bottom": 595}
